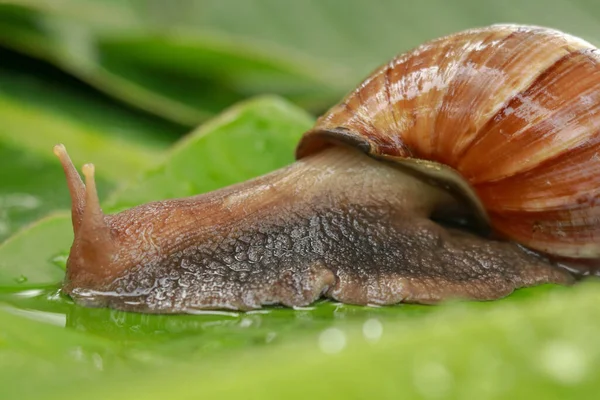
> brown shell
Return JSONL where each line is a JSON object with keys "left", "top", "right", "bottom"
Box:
{"left": 297, "top": 24, "right": 600, "bottom": 260}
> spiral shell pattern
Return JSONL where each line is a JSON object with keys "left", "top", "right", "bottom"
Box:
{"left": 297, "top": 24, "right": 600, "bottom": 259}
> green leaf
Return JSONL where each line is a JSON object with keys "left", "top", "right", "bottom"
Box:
{"left": 0, "top": 62, "right": 183, "bottom": 241}
{"left": 1, "top": 3, "right": 599, "bottom": 399}
{"left": 96, "top": 280, "right": 596, "bottom": 400}
{"left": 0, "top": 213, "right": 70, "bottom": 289}
{"left": 0, "top": 2, "right": 339, "bottom": 125}
{"left": 2, "top": 281, "right": 598, "bottom": 399}
{"left": 3, "top": 0, "right": 600, "bottom": 125}
{"left": 0, "top": 303, "right": 159, "bottom": 399}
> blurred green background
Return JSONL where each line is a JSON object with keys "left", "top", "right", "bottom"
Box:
{"left": 1, "top": 0, "right": 600, "bottom": 399}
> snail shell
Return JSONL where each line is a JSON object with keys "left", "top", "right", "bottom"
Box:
{"left": 298, "top": 24, "right": 600, "bottom": 261}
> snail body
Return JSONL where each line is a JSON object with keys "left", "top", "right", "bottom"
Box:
{"left": 55, "top": 24, "right": 598, "bottom": 313}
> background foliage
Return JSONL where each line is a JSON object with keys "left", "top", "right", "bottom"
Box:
{"left": 0, "top": 0, "right": 599, "bottom": 398}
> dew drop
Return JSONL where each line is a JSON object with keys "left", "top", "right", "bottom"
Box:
{"left": 318, "top": 328, "right": 347, "bottom": 354}
{"left": 362, "top": 318, "right": 383, "bottom": 343}
{"left": 92, "top": 353, "right": 104, "bottom": 371}
{"left": 413, "top": 362, "right": 453, "bottom": 399}
{"left": 50, "top": 253, "right": 68, "bottom": 269}
{"left": 12, "top": 288, "right": 44, "bottom": 298}
{"left": 14, "top": 275, "right": 28, "bottom": 284}
{"left": 70, "top": 346, "right": 85, "bottom": 362}
{"left": 239, "top": 318, "right": 253, "bottom": 328}
{"left": 265, "top": 332, "right": 277, "bottom": 343}
{"left": 540, "top": 341, "right": 588, "bottom": 385}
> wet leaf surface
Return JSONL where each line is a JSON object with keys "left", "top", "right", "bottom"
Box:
{"left": 0, "top": 60, "right": 183, "bottom": 241}
{"left": 1, "top": 3, "right": 600, "bottom": 398}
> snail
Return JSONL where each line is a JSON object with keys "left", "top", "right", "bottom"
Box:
{"left": 54, "top": 24, "right": 600, "bottom": 313}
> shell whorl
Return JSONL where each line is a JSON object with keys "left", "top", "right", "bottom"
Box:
{"left": 297, "top": 24, "right": 600, "bottom": 259}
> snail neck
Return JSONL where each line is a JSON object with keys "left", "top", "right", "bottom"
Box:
{"left": 219, "top": 144, "right": 460, "bottom": 220}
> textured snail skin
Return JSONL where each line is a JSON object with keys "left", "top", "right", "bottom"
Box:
{"left": 55, "top": 145, "right": 571, "bottom": 312}
{"left": 299, "top": 24, "right": 600, "bottom": 260}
